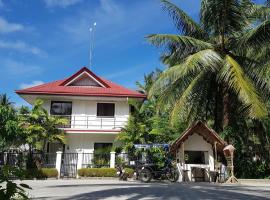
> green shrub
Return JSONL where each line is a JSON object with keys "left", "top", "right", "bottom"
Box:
{"left": 124, "top": 168, "right": 134, "bottom": 178}
{"left": 24, "top": 168, "right": 58, "bottom": 179}
{"left": 40, "top": 168, "right": 58, "bottom": 178}
{"left": 24, "top": 169, "right": 45, "bottom": 179}
{"left": 0, "top": 166, "right": 31, "bottom": 199}
{"left": 78, "top": 168, "right": 117, "bottom": 177}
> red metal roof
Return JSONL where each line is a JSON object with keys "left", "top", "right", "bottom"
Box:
{"left": 16, "top": 67, "right": 146, "bottom": 98}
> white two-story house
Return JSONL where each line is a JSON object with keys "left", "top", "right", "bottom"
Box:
{"left": 16, "top": 67, "right": 146, "bottom": 155}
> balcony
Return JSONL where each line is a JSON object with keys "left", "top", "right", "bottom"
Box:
{"left": 52, "top": 115, "right": 128, "bottom": 130}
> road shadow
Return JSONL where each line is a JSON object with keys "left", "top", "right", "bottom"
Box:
{"left": 58, "top": 182, "right": 270, "bottom": 200}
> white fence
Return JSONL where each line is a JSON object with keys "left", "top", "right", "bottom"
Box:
{"left": 52, "top": 115, "right": 128, "bottom": 130}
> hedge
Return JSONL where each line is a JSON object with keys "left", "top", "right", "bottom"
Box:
{"left": 78, "top": 168, "right": 117, "bottom": 177}
{"left": 40, "top": 168, "right": 58, "bottom": 178}
{"left": 78, "top": 168, "right": 134, "bottom": 178}
{"left": 24, "top": 168, "right": 58, "bottom": 179}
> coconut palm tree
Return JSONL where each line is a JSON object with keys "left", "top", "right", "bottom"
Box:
{"left": 0, "top": 94, "right": 13, "bottom": 107}
{"left": 147, "top": 0, "right": 270, "bottom": 131}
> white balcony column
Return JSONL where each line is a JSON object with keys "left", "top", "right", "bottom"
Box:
{"left": 3, "top": 152, "right": 8, "bottom": 165}
{"left": 56, "top": 151, "right": 62, "bottom": 179}
{"left": 110, "top": 151, "right": 116, "bottom": 168}
{"left": 76, "top": 149, "right": 83, "bottom": 178}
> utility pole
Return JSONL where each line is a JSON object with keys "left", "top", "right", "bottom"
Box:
{"left": 89, "top": 22, "right": 97, "bottom": 69}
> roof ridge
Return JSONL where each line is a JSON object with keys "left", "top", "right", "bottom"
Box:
{"left": 15, "top": 67, "right": 146, "bottom": 99}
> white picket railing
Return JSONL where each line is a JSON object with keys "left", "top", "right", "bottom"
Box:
{"left": 52, "top": 115, "right": 128, "bottom": 130}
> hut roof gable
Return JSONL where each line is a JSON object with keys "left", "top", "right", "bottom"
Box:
{"left": 171, "top": 121, "right": 226, "bottom": 152}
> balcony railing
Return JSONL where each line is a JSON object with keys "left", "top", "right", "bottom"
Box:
{"left": 52, "top": 115, "right": 128, "bottom": 130}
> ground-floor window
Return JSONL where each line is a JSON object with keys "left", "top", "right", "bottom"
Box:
{"left": 93, "top": 143, "right": 112, "bottom": 168}
{"left": 94, "top": 143, "right": 112, "bottom": 152}
{"left": 184, "top": 151, "right": 209, "bottom": 164}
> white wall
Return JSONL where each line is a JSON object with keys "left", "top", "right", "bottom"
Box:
{"left": 42, "top": 98, "right": 130, "bottom": 130}
{"left": 176, "top": 133, "right": 215, "bottom": 182}
{"left": 65, "top": 133, "right": 117, "bottom": 153}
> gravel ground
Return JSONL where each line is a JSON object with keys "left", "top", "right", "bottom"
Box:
{"left": 15, "top": 179, "right": 270, "bottom": 200}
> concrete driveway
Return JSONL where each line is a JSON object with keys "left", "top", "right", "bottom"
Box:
{"left": 18, "top": 179, "right": 270, "bottom": 200}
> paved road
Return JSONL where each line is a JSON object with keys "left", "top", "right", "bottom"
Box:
{"left": 18, "top": 179, "right": 270, "bottom": 200}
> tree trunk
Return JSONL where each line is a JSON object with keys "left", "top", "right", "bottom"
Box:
{"left": 222, "top": 88, "right": 230, "bottom": 129}
{"left": 214, "top": 84, "right": 223, "bottom": 132}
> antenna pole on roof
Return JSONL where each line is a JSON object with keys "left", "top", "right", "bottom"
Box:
{"left": 89, "top": 22, "right": 97, "bottom": 69}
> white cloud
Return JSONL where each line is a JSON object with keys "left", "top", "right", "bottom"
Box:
{"left": 2, "top": 59, "right": 43, "bottom": 77}
{"left": 44, "top": 0, "right": 83, "bottom": 8}
{"left": 19, "top": 80, "right": 44, "bottom": 89}
{"left": 60, "top": 0, "right": 171, "bottom": 48}
{"left": 0, "top": 17, "right": 24, "bottom": 33}
{"left": 0, "top": 40, "right": 47, "bottom": 56}
{"left": 99, "top": 0, "right": 119, "bottom": 13}
{"left": 103, "top": 63, "right": 148, "bottom": 79}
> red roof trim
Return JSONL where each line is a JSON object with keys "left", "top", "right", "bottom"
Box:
{"left": 64, "top": 129, "right": 120, "bottom": 133}
{"left": 61, "top": 67, "right": 109, "bottom": 88}
{"left": 15, "top": 91, "right": 146, "bottom": 98}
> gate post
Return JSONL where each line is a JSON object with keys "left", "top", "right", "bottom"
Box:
{"left": 56, "top": 151, "right": 62, "bottom": 179}
{"left": 76, "top": 150, "right": 83, "bottom": 178}
{"left": 110, "top": 151, "right": 116, "bottom": 168}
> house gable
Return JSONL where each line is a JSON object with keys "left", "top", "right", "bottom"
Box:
{"left": 62, "top": 67, "right": 108, "bottom": 88}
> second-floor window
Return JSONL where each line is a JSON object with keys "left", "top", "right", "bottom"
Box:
{"left": 97, "top": 103, "right": 115, "bottom": 117}
{"left": 50, "top": 101, "right": 72, "bottom": 116}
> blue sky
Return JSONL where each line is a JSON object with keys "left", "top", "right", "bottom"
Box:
{"left": 0, "top": 0, "right": 265, "bottom": 106}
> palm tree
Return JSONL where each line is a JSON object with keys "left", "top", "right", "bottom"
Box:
{"left": 19, "top": 99, "right": 67, "bottom": 153}
{"left": 136, "top": 69, "right": 162, "bottom": 94}
{"left": 0, "top": 94, "right": 13, "bottom": 107}
{"left": 147, "top": 0, "right": 270, "bottom": 131}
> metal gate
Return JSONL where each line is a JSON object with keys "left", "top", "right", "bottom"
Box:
{"left": 60, "top": 153, "right": 78, "bottom": 178}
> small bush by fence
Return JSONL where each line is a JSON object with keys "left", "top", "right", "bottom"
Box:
{"left": 23, "top": 168, "right": 58, "bottom": 179}
{"left": 123, "top": 168, "right": 134, "bottom": 178}
{"left": 40, "top": 168, "right": 58, "bottom": 178}
{"left": 77, "top": 167, "right": 134, "bottom": 178}
{"left": 78, "top": 168, "right": 117, "bottom": 177}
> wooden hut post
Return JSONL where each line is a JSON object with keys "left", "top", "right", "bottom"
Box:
{"left": 214, "top": 141, "right": 217, "bottom": 162}
{"left": 182, "top": 142, "right": 185, "bottom": 165}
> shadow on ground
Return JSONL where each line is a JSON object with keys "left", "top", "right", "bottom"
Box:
{"left": 58, "top": 182, "right": 270, "bottom": 200}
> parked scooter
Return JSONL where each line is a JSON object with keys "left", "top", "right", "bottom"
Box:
{"left": 116, "top": 164, "right": 129, "bottom": 181}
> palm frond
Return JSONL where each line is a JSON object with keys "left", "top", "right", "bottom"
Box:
{"left": 161, "top": 0, "right": 207, "bottom": 39}
{"left": 201, "top": 0, "right": 246, "bottom": 37}
{"left": 237, "top": 20, "right": 270, "bottom": 51}
{"left": 148, "top": 49, "right": 222, "bottom": 98}
{"left": 218, "top": 55, "right": 267, "bottom": 118}
{"left": 247, "top": 4, "right": 270, "bottom": 21}
{"left": 170, "top": 72, "right": 205, "bottom": 125}
{"left": 147, "top": 34, "right": 214, "bottom": 65}
{"left": 147, "top": 34, "right": 213, "bottom": 49}
{"left": 245, "top": 60, "right": 270, "bottom": 98}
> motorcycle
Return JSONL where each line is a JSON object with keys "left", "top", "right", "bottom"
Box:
{"left": 130, "top": 143, "right": 180, "bottom": 183}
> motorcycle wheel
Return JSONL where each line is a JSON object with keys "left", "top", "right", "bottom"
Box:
{"left": 167, "top": 168, "right": 179, "bottom": 182}
{"left": 139, "top": 168, "right": 152, "bottom": 183}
